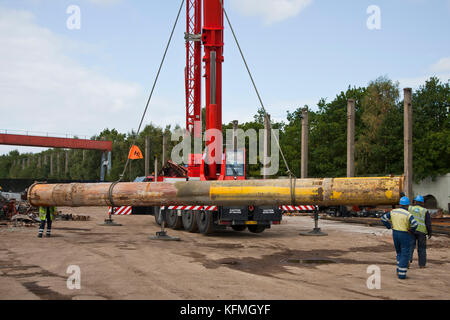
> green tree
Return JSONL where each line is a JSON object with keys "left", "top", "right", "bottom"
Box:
{"left": 307, "top": 86, "right": 366, "bottom": 178}
{"left": 356, "top": 76, "right": 401, "bottom": 175}
{"left": 412, "top": 77, "right": 450, "bottom": 181}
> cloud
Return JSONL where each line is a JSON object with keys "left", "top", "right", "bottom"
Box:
{"left": 398, "top": 57, "right": 450, "bottom": 89}
{"left": 85, "top": 0, "right": 122, "bottom": 5}
{"left": 230, "top": 0, "right": 313, "bottom": 24}
{"left": 430, "top": 57, "right": 450, "bottom": 73}
{"left": 398, "top": 74, "right": 450, "bottom": 90}
{"left": 0, "top": 6, "right": 184, "bottom": 155}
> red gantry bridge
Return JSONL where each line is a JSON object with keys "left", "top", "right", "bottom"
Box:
{"left": 0, "top": 130, "right": 112, "bottom": 180}
{"left": 0, "top": 133, "right": 112, "bottom": 151}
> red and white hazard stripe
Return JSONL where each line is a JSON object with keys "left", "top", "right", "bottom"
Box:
{"left": 159, "top": 205, "right": 315, "bottom": 212}
{"left": 280, "top": 205, "right": 317, "bottom": 211}
{"left": 161, "top": 206, "right": 218, "bottom": 211}
{"left": 108, "top": 206, "right": 132, "bottom": 215}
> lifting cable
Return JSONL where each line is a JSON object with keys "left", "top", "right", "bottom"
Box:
{"left": 218, "top": 0, "right": 298, "bottom": 204}
{"left": 108, "top": 0, "right": 185, "bottom": 207}
{"left": 110, "top": 0, "right": 297, "bottom": 206}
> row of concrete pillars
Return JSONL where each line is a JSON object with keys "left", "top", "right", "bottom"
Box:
{"left": 14, "top": 149, "right": 112, "bottom": 181}
{"left": 13, "top": 150, "right": 90, "bottom": 176}
{"left": 262, "top": 88, "right": 413, "bottom": 199}
{"left": 14, "top": 151, "right": 72, "bottom": 174}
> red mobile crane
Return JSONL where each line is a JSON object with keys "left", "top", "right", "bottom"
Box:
{"left": 141, "top": 0, "right": 283, "bottom": 235}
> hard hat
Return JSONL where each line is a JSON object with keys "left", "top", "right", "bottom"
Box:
{"left": 414, "top": 195, "right": 424, "bottom": 203}
{"left": 400, "top": 196, "right": 410, "bottom": 206}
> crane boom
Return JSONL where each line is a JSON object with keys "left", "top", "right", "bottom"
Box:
{"left": 185, "top": 0, "right": 202, "bottom": 138}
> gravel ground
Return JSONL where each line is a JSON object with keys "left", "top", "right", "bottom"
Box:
{"left": 0, "top": 207, "right": 449, "bottom": 300}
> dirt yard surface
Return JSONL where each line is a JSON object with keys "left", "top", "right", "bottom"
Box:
{"left": 1, "top": 207, "right": 449, "bottom": 300}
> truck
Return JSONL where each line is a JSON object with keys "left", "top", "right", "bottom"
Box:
{"left": 106, "top": 1, "right": 329, "bottom": 234}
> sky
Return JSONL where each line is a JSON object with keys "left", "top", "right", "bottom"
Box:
{"left": 0, "top": 0, "right": 449, "bottom": 155}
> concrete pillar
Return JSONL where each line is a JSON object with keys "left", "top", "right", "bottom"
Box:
{"left": 57, "top": 153, "right": 60, "bottom": 174}
{"left": 27, "top": 158, "right": 30, "bottom": 167}
{"left": 154, "top": 156, "right": 158, "bottom": 182}
{"left": 162, "top": 133, "right": 168, "bottom": 168}
{"left": 347, "top": 99, "right": 356, "bottom": 177}
{"left": 107, "top": 151, "right": 112, "bottom": 175}
{"left": 100, "top": 152, "right": 106, "bottom": 182}
{"left": 82, "top": 150, "right": 86, "bottom": 162}
{"left": 301, "top": 107, "right": 309, "bottom": 179}
{"left": 145, "top": 136, "right": 150, "bottom": 177}
{"left": 404, "top": 88, "right": 413, "bottom": 199}
{"left": 50, "top": 154, "right": 54, "bottom": 175}
{"left": 44, "top": 155, "right": 47, "bottom": 166}
{"left": 263, "top": 114, "right": 271, "bottom": 179}
{"left": 22, "top": 159, "right": 25, "bottom": 170}
{"left": 38, "top": 156, "right": 41, "bottom": 168}
{"left": 232, "top": 120, "right": 239, "bottom": 152}
{"left": 65, "top": 150, "right": 69, "bottom": 174}
{"left": 129, "top": 158, "right": 132, "bottom": 181}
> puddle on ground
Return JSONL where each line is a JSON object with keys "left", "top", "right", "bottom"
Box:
{"left": 282, "top": 258, "right": 336, "bottom": 265}
{"left": 198, "top": 243, "right": 244, "bottom": 249}
{"left": 22, "top": 281, "right": 72, "bottom": 300}
{"left": 184, "top": 245, "right": 401, "bottom": 278}
{"left": 220, "top": 259, "right": 240, "bottom": 266}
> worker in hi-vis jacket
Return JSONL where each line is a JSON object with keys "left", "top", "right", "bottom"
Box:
{"left": 408, "top": 195, "right": 432, "bottom": 268}
{"left": 38, "top": 206, "right": 56, "bottom": 238}
{"left": 381, "top": 197, "right": 418, "bottom": 279}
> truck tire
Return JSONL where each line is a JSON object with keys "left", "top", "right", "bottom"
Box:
{"left": 182, "top": 210, "right": 198, "bottom": 233}
{"left": 196, "top": 210, "right": 215, "bottom": 235}
{"left": 248, "top": 225, "right": 266, "bottom": 234}
{"left": 166, "top": 209, "right": 183, "bottom": 230}
{"left": 231, "top": 225, "right": 246, "bottom": 232}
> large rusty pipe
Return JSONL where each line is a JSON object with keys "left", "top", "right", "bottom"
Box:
{"left": 27, "top": 176, "right": 404, "bottom": 208}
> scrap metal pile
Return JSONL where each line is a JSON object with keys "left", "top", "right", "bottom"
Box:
{"left": 0, "top": 191, "right": 89, "bottom": 226}
{"left": 0, "top": 192, "right": 40, "bottom": 226}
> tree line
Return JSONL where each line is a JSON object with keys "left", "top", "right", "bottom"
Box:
{"left": 0, "top": 76, "right": 448, "bottom": 182}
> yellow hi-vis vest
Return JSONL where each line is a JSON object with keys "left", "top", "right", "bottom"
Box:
{"left": 39, "top": 206, "right": 56, "bottom": 221}
{"left": 390, "top": 208, "right": 414, "bottom": 232}
{"left": 409, "top": 205, "right": 428, "bottom": 234}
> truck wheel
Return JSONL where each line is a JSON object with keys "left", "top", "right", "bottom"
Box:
{"left": 182, "top": 210, "right": 198, "bottom": 233}
{"left": 248, "top": 225, "right": 266, "bottom": 234}
{"left": 196, "top": 210, "right": 215, "bottom": 235}
{"left": 231, "top": 225, "right": 246, "bottom": 232}
{"left": 154, "top": 207, "right": 163, "bottom": 226}
{"left": 166, "top": 210, "right": 183, "bottom": 230}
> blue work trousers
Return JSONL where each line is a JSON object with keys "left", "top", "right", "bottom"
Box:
{"left": 38, "top": 212, "right": 52, "bottom": 236}
{"left": 410, "top": 231, "right": 427, "bottom": 267}
{"left": 393, "top": 230, "right": 411, "bottom": 279}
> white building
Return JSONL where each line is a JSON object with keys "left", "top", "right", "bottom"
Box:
{"left": 413, "top": 173, "right": 450, "bottom": 212}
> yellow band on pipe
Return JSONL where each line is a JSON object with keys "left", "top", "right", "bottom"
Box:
{"left": 209, "top": 186, "right": 319, "bottom": 198}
